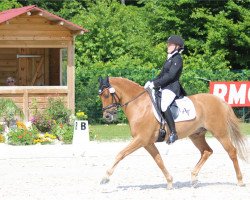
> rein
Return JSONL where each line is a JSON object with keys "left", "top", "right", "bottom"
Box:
{"left": 120, "top": 90, "right": 147, "bottom": 107}
{"left": 101, "top": 88, "right": 146, "bottom": 111}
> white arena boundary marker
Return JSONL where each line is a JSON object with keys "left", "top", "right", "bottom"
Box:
{"left": 72, "top": 120, "right": 89, "bottom": 156}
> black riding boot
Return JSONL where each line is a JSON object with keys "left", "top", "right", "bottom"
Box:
{"left": 163, "top": 107, "right": 178, "bottom": 144}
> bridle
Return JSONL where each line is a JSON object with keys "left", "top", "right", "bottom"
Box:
{"left": 99, "top": 86, "right": 146, "bottom": 112}
{"left": 99, "top": 87, "right": 120, "bottom": 111}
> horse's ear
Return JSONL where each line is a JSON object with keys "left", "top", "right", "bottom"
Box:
{"left": 98, "top": 76, "right": 103, "bottom": 84}
{"left": 105, "top": 76, "right": 109, "bottom": 84}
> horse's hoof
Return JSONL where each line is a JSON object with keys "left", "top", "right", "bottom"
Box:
{"left": 167, "top": 183, "right": 173, "bottom": 190}
{"left": 237, "top": 181, "right": 245, "bottom": 187}
{"left": 191, "top": 179, "right": 199, "bottom": 188}
{"left": 100, "top": 177, "right": 110, "bottom": 185}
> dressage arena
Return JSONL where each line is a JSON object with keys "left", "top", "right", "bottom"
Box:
{"left": 0, "top": 138, "right": 249, "bottom": 200}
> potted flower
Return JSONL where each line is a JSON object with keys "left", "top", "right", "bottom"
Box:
{"left": 76, "top": 111, "right": 88, "bottom": 121}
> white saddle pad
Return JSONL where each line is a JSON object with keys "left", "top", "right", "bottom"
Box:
{"left": 152, "top": 95, "right": 196, "bottom": 123}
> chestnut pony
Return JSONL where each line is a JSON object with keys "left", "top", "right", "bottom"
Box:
{"left": 98, "top": 76, "right": 248, "bottom": 189}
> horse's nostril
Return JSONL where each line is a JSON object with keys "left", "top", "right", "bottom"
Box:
{"left": 105, "top": 115, "right": 110, "bottom": 119}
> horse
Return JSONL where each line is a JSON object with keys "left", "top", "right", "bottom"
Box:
{"left": 98, "top": 76, "right": 248, "bottom": 189}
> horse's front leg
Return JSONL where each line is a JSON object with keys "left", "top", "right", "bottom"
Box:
{"left": 145, "top": 144, "right": 173, "bottom": 189}
{"left": 100, "top": 137, "right": 142, "bottom": 184}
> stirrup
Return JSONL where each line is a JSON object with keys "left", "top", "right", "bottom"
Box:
{"left": 156, "top": 128, "right": 166, "bottom": 142}
{"left": 167, "top": 132, "right": 178, "bottom": 144}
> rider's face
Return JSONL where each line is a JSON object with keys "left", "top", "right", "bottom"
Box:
{"left": 167, "top": 43, "right": 176, "bottom": 54}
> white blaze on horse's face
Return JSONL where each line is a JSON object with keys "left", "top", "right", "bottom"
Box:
{"left": 99, "top": 88, "right": 118, "bottom": 123}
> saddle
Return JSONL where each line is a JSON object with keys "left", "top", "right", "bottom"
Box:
{"left": 145, "top": 88, "right": 196, "bottom": 142}
{"left": 155, "top": 89, "right": 181, "bottom": 120}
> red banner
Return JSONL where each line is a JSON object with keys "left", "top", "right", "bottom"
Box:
{"left": 209, "top": 81, "right": 250, "bottom": 107}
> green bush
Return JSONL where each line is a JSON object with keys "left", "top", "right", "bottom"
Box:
{"left": 50, "top": 123, "right": 74, "bottom": 144}
{"left": 0, "top": 98, "right": 24, "bottom": 127}
{"left": 30, "top": 113, "right": 53, "bottom": 133}
{"left": 8, "top": 126, "right": 38, "bottom": 145}
{"left": 0, "top": 124, "right": 4, "bottom": 133}
{"left": 45, "top": 98, "right": 72, "bottom": 124}
{"left": 30, "top": 98, "right": 72, "bottom": 132}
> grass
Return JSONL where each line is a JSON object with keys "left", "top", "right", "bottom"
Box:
{"left": 89, "top": 124, "right": 131, "bottom": 141}
{"left": 89, "top": 123, "right": 250, "bottom": 141}
{"left": 240, "top": 123, "right": 250, "bottom": 136}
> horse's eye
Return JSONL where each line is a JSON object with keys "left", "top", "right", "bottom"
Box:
{"left": 104, "top": 93, "right": 109, "bottom": 99}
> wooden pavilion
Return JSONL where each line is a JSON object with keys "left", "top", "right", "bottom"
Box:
{"left": 0, "top": 5, "right": 88, "bottom": 120}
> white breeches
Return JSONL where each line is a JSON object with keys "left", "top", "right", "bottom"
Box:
{"left": 161, "top": 89, "right": 176, "bottom": 112}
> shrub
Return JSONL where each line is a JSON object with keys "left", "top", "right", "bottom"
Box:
{"left": 30, "top": 98, "right": 72, "bottom": 132}
{"left": 8, "top": 126, "right": 38, "bottom": 145}
{"left": 0, "top": 124, "right": 4, "bottom": 133}
{"left": 0, "top": 98, "right": 24, "bottom": 127}
{"left": 30, "top": 114, "right": 53, "bottom": 133}
{"left": 45, "top": 98, "right": 72, "bottom": 124}
{"left": 62, "top": 125, "right": 74, "bottom": 144}
{"left": 50, "top": 123, "right": 74, "bottom": 144}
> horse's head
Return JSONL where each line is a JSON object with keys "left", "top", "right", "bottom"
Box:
{"left": 98, "top": 76, "right": 119, "bottom": 122}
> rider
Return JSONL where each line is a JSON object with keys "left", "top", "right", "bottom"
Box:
{"left": 144, "top": 35, "right": 186, "bottom": 144}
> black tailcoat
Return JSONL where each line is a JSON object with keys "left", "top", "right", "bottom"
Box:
{"left": 152, "top": 53, "right": 186, "bottom": 97}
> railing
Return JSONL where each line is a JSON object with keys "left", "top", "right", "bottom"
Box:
{"left": 0, "top": 86, "right": 68, "bottom": 121}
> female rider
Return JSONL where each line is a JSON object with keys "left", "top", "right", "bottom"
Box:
{"left": 144, "top": 35, "right": 186, "bottom": 144}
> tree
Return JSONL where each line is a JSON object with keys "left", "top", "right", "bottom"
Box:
{"left": 0, "top": 0, "right": 21, "bottom": 11}
{"left": 17, "top": 0, "right": 66, "bottom": 12}
{"left": 60, "top": 0, "right": 163, "bottom": 122}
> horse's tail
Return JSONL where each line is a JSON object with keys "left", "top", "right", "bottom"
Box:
{"left": 226, "top": 106, "right": 249, "bottom": 162}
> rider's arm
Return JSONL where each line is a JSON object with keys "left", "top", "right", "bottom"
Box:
{"left": 153, "top": 56, "right": 183, "bottom": 88}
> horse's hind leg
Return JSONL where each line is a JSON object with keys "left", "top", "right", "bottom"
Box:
{"left": 145, "top": 144, "right": 173, "bottom": 189}
{"left": 100, "top": 137, "right": 142, "bottom": 184}
{"left": 215, "top": 134, "right": 244, "bottom": 186}
{"left": 189, "top": 132, "right": 213, "bottom": 187}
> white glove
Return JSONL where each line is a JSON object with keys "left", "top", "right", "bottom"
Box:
{"left": 148, "top": 82, "right": 155, "bottom": 89}
{"left": 144, "top": 81, "right": 150, "bottom": 89}
{"left": 144, "top": 81, "right": 154, "bottom": 89}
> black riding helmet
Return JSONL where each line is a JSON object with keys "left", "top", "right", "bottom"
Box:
{"left": 167, "top": 35, "right": 184, "bottom": 48}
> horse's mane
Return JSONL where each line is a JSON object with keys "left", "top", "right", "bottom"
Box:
{"left": 109, "top": 77, "right": 143, "bottom": 90}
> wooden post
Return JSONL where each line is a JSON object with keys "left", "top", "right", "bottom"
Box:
{"left": 23, "top": 89, "right": 29, "bottom": 121}
{"left": 44, "top": 49, "right": 49, "bottom": 85}
{"left": 67, "top": 38, "right": 75, "bottom": 114}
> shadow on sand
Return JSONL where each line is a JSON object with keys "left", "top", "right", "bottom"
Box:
{"left": 117, "top": 181, "right": 236, "bottom": 190}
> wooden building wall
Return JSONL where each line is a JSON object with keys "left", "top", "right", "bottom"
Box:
{"left": 0, "top": 48, "right": 18, "bottom": 85}
{"left": 0, "top": 87, "right": 68, "bottom": 120}
{"left": 0, "top": 13, "right": 72, "bottom": 47}
{"left": 0, "top": 10, "right": 77, "bottom": 117}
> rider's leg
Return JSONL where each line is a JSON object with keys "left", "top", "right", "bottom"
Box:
{"left": 161, "top": 89, "right": 178, "bottom": 144}
{"left": 163, "top": 107, "right": 178, "bottom": 144}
